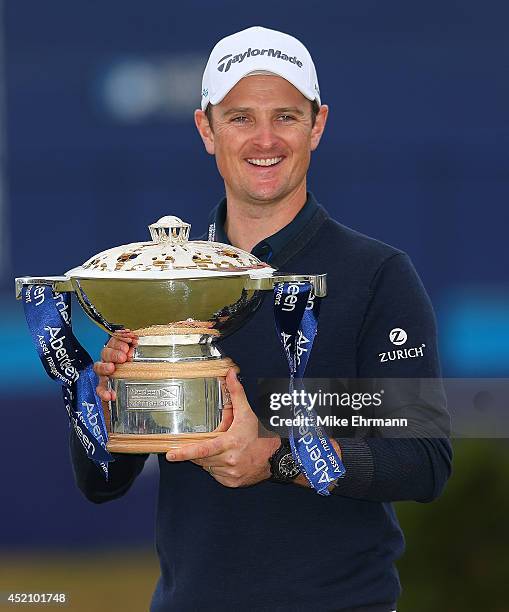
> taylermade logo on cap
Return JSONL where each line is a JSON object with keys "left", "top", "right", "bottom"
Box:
{"left": 217, "top": 47, "right": 304, "bottom": 73}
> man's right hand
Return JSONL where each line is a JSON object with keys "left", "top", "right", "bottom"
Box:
{"left": 93, "top": 335, "right": 137, "bottom": 402}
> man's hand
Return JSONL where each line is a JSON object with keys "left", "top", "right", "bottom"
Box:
{"left": 93, "top": 334, "right": 137, "bottom": 401}
{"left": 166, "top": 369, "right": 281, "bottom": 488}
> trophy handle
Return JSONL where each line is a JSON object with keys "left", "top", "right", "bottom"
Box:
{"left": 244, "top": 273, "right": 327, "bottom": 297}
{"left": 15, "top": 276, "right": 74, "bottom": 300}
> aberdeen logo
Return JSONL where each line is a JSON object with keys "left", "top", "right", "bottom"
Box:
{"left": 389, "top": 328, "right": 407, "bottom": 346}
{"left": 217, "top": 48, "right": 304, "bottom": 74}
{"left": 296, "top": 330, "right": 310, "bottom": 366}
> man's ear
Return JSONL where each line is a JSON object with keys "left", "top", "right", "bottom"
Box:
{"left": 310, "top": 104, "right": 329, "bottom": 151}
{"left": 195, "top": 109, "right": 215, "bottom": 155}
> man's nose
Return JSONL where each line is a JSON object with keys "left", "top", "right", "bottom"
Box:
{"left": 251, "top": 120, "right": 279, "bottom": 149}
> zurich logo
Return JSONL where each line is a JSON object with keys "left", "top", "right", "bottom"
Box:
{"left": 389, "top": 328, "right": 407, "bottom": 346}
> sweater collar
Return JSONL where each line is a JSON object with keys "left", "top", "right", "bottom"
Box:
{"left": 207, "top": 192, "right": 320, "bottom": 263}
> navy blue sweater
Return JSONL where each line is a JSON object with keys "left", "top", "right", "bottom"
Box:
{"left": 70, "top": 194, "right": 452, "bottom": 611}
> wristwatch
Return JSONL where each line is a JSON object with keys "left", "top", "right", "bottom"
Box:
{"left": 269, "top": 438, "right": 301, "bottom": 483}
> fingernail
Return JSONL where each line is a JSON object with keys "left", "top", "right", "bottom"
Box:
{"left": 167, "top": 453, "right": 176, "bottom": 461}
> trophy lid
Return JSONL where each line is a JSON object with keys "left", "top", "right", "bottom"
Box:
{"left": 66, "top": 215, "right": 276, "bottom": 279}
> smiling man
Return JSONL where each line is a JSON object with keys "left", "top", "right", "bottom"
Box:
{"left": 195, "top": 28, "right": 327, "bottom": 254}
{"left": 72, "top": 27, "right": 452, "bottom": 612}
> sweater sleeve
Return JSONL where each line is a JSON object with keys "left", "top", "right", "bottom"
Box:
{"left": 332, "top": 252, "right": 452, "bottom": 502}
{"left": 70, "top": 430, "right": 149, "bottom": 504}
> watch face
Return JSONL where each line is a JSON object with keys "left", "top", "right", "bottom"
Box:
{"left": 279, "top": 453, "right": 300, "bottom": 479}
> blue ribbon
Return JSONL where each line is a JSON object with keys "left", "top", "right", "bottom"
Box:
{"left": 274, "top": 281, "right": 345, "bottom": 495}
{"left": 22, "top": 284, "right": 113, "bottom": 478}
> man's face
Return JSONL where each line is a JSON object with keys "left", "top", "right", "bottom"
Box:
{"left": 195, "top": 75, "right": 328, "bottom": 206}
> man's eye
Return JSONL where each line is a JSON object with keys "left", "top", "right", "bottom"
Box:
{"left": 277, "top": 115, "right": 295, "bottom": 122}
{"left": 232, "top": 116, "right": 248, "bottom": 123}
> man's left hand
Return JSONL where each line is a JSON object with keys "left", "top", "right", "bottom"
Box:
{"left": 165, "top": 368, "right": 280, "bottom": 487}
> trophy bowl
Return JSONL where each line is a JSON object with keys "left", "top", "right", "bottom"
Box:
{"left": 16, "top": 215, "right": 326, "bottom": 453}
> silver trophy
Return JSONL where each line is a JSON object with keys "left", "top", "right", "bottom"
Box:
{"left": 16, "top": 216, "right": 326, "bottom": 453}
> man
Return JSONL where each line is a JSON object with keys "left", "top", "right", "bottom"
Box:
{"left": 72, "top": 27, "right": 452, "bottom": 611}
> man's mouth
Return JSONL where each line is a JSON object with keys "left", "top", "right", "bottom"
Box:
{"left": 246, "top": 157, "right": 284, "bottom": 167}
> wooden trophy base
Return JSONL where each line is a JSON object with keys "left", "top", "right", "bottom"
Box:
{"left": 104, "top": 357, "right": 238, "bottom": 453}
{"left": 106, "top": 431, "right": 225, "bottom": 453}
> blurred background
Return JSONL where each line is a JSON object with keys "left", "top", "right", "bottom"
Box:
{"left": 1, "top": 1, "right": 508, "bottom": 610}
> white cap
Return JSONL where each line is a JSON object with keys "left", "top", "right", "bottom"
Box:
{"left": 200, "top": 26, "right": 321, "bottom": 111}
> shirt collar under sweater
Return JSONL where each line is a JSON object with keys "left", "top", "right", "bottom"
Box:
{"left": 207, "top": 192, "right": 328, "bottom": 266}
